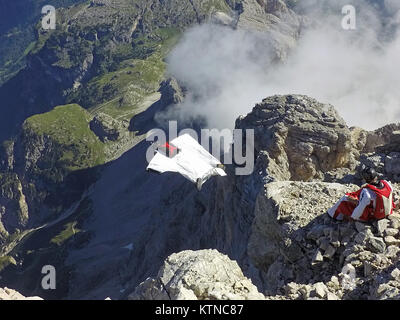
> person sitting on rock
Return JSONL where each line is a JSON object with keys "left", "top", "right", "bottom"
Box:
{"left": 328, "top": 167, "right": 396, "bottom": 222}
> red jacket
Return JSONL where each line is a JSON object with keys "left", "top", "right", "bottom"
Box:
{"left": 346, "top": 180, "right": 396, "bottom": 221}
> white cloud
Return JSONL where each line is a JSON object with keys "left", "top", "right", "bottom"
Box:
{"left": 159, "top": 0, "right": 400, "bottom": 131}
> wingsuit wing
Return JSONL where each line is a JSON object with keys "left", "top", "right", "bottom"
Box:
{"left": 146, "top": 134, "right": 227, "bottom": 186}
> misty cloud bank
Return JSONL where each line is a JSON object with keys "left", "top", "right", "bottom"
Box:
{"left": 158, "top": 0, "right": 400, "bottom": 131}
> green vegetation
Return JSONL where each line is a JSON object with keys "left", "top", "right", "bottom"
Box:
{"left": 78, "top": 52, "right": 165, "bottom": 118}
{"left": 24, "top": 104, "right": 105, "bottom": 171}
{"left": 200, "top": 0, "right": 232, "bottom": 13}
{"left": 68, "top": 27, "right": 181, "bottom": 120}
{"left": 30, "top": 25, "right": 95, "bottom": 70}
{"left": 0, "top": 172, "right": 19, "bottom": 191}
{"left": 7, "top": 230, "right": 23, "bottom": 244}
{"left": 130, "top": 28, "right": 181, "bottom": 60}
{"left": 0, "top": 27, "right": 36, "bottom": 85}
{"left": 0, "top": 256, "right": 17, "bottom": 272}
{"left": 23, "top": 41, "right": 37, "bottom": 56}
{"left": 50, "top": 221, "right": 81, "bottom": 246}
{"left": 0, "top": 0, "right": 239, "bottom": 298}
{"left": 0, "top": 0, "right": 87, "bottom": 85}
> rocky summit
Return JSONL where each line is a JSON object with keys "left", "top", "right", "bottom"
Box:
{"left": 236, "top": 95, "right": 354, "bottom": 182}
{"left": 0, "top": 0, "right": 399, "bottom": 301}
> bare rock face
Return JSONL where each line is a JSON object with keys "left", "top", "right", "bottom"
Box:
{"left": 158, "top": 78, "right": 185, "bottom": 107}
{"left": 129, "top": 249, "right": 265, "bottom": 300}
{"left": 0, "top": 141, "right": 14, "bottom": 172}
{"left": 90, "top": 112, "right": 135, "bottom": 161}
{"left": 236, "top": 95, "right": 354, "bottom": 182}
{"left": 349, "top": 124, "right": 400, "bottom": 182}
{"left": 358, "top": 152, "right": 400, "bottom": 183}
{"left": 359, "top": 124, "right": 400, "bottom": 154}
{"left": 131, "top": 77, "right": 185, "bottom": 134}
{"left": 384, "top": 153, "right": 400, "bottom": 182}
{"left": 0, "top": 173, "right": 29, "bottom": 242}
{"left": 211, "top": 11, "right": 236, "bottom": 27}
{"left": 0, "top": 287, "right": 42, "bottom": 300}
{"left": 90, "top": 113, "right": 125, "bottom": 143}
{"left": 236, "top": 0, "right": 304, "bottom": 61}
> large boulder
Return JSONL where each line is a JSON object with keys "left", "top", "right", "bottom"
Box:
{"left": 129, "top": 249, "right": 265, "bottom": 300}
{"left": 357, "top": 124, "right": 400, "bottom": 154}
{"left": 236, "top": 95, "right": 355, "bottom": 182}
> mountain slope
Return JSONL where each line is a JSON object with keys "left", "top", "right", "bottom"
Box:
{"left": 1, "top": 92, "right": 399, "bottom": 300}
{"left": 0, "top": 0, "right": 238, "bottom": 142}
{"left": 0, "top": 0, "right": 86, "bottom": 85}
{"left": 0, "top": 1, "right": 338, "bottom": 300}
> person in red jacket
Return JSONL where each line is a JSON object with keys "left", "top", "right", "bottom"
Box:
{"left": 328, "top": 167, "right": 396, "bottom": 222}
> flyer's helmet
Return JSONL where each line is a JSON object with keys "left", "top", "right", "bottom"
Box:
{"left": 361, "top": 167, "right": 378, "bottom": 184}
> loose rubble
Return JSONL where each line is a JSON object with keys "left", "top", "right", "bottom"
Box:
{"left": 249, "top": 181, "right": 400, "bottom": 300}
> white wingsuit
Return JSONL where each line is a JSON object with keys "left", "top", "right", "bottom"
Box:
{"left": 146, "top": 134, "right": 227, "bottom": 190}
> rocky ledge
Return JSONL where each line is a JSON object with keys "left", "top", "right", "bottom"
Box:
{"left": 249, "top": 181, "right": 400, "bottom": 300}
{"left": 0, "top": 287, "right": 42, "bottom": 300}
{"left": 128, "top": 180, "right": 400, "bottom": 300}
